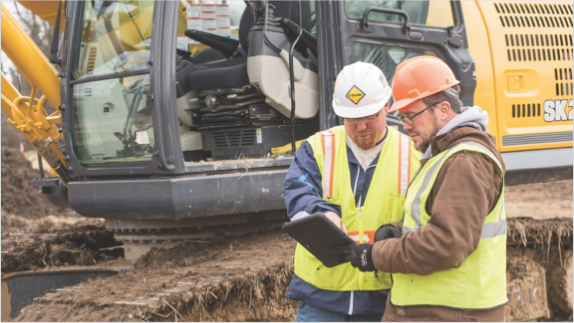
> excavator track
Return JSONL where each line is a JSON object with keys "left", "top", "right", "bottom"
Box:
{"left": 105, "top": 211, "right": 288, "bottom": 261}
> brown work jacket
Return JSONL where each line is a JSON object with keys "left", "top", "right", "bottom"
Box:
{"left": 372, "top": 126, "right": 507, "bottom": 322}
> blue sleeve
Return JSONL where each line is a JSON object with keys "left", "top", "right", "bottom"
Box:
{"left": 282, "top": 141, "right": 342, "bottom": 219}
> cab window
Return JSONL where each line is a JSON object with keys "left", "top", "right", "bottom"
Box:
{"left": 74, "top": 1, "right": 154, "bottom": 78}
{"left": 71, "top": 1, "right": 155, "bottom": 167}
{"left": 346, "top": 43, "right": 439, "bottom": 115}
{"left": 176, "top": 1, "right": 247, "bottom": 60}
{"left": 345, "top": 0, "right": 455, "bottom": 28}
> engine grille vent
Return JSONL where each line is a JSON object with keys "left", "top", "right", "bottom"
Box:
{"left": 494, "top": 3, "right": 573, "bottom": 28}
{"left": 512, "top": 103, "right": 541, "bottom": 118}
{"left": 555, "top": 68, "right": 573, "bottom": 97}
{"left": 502, "top": 131, "right": 573, "bottom": 147}
{"left": 86, "top": 46, "right": 98, "bottom": 75}
{"left": 213, "top": 129, "right": 257, "bottom": 148}
{"left": 504, "top": 34, "right": 573, "bottom": 62}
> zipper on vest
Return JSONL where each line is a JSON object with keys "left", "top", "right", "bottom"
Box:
{"left": 358, "top": 200, "right": 365, "bottom": 290}
{"left": 348, "top": 291, "right": 354, "bottom": 315}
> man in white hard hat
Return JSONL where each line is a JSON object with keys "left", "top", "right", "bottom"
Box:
{"left": 282, "top": 62, "right": 420, "bottom": 321}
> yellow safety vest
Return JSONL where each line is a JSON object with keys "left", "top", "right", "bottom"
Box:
{"left": 391, "top": 141, "right": 507, "bottom": 309}
{"left": 294, "top": 126, "right": 420, "bottom": 291}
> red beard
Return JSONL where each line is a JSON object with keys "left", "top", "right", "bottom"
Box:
{"left": 353, "top": 133, "right": 376, "bottom": 150}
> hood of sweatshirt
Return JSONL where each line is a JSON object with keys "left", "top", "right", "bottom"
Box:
{"left": 422, "top": 105, "right": 489, "bottom": 159}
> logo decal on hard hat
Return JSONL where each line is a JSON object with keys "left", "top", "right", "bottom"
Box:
{"left": 346, "top": 86, "right": 366, "bottom": 105}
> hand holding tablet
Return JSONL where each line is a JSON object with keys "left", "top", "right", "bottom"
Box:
{"left": 282, "top": 213, "right": 356, "bottom": 267}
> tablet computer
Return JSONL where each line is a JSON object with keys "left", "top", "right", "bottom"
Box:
{"left": 282, "top": 213, "right": 356, "bottom": 267}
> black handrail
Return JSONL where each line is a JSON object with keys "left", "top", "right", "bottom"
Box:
{"left": 288, "top": 1, "right": 303, "bottom": 153}
{"left": 360, "top": 7, "right": 411, "bottom": 34}
{"left": 50, "top": 0, "right": 63, "bottom": 64}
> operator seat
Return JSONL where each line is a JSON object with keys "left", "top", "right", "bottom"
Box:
{"left": 185, "top": 6, "right": 254, "bottom": 92}
{"left": 184, "top": 1, "right": 312, "bottom": 93}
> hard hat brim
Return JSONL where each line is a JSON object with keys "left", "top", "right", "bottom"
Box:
{"left": 333, "top": 100, "right": 385, "bottom": 118}
{"left": 332, "top": 94, "right": 391, "bottom": 118}
{"left": 388, "top": 98, "right": 414, "bottom": 113}
{"left": 388, "top": 81, "right": 460, "bottom": 113}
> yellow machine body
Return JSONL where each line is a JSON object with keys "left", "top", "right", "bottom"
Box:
{"left": 462, "top": 1, "right": 572, "bottom": 153}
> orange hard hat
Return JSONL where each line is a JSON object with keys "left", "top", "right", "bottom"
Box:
{"left": 389, "top": 56, "right": 460, "bottom": 113}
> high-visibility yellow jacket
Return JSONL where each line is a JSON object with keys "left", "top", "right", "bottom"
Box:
{"left": 391, "top": 141, "right": 507, "bottom": 309}
{"left": 294, "top": 126, "right": 420, "bottom": 291}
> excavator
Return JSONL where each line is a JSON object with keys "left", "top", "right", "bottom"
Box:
{"left": 2, "top": 0, "right": 572, "bottom": 261}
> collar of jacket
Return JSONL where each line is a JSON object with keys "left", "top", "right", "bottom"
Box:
{"left": 420, "top": 126, "right": 497, "bottom": 165}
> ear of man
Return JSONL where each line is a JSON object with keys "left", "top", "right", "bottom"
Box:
{"left": 435, "top": 101, "right": 453, "bottom": 122}
{"left": 384, "top": 101, "right": 391, "bottom": 113}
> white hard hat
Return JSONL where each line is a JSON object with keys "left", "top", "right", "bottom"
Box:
{"left": 332, "top": 62, "right": 392, "bottom": 118}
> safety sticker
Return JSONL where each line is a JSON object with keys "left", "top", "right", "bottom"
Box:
{"left": 346, "top": 85, "right": 365, "bottom": 105}
{"left": 135, "top": 131, "right": 150, "bottom": 145}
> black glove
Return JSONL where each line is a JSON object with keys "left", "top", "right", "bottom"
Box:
{"left": 374, "top": 225, "right": 402, "bottom": 242}
{"left": 334, "top": 243, "right": 376, "bottom": 272}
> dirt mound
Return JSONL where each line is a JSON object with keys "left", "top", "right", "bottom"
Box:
{"left": 506, "top": 242, "right": 573, "bottom": 321}
{"left": 1, "top": 111, "right": 33, "bottom": 151}
{"left": 546, "top": 250, "right": 573, "bottom": 316}
{"left": 1, "top": 146, "right": 70, "bottom": 220}
{"left": 15, "top": 231, "right": 297, "bottom": 322}
{"left": 506, "top": 248, "right": 550, "bottom": 321}
{"left": 507, "top": 217, "right": 573, "bottom": 247}
{"left": 1, "top": 223, "right": 122, "bottom": 274}
{"left": 533, "top": 247, "right": 574, "bottom": 319}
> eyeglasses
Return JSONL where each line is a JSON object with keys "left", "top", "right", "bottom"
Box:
{"left": 343, "top": 112, "right": 381, "bottom": 125}
{"left": 398, "top": 101, "right": 442, "bottom": 125}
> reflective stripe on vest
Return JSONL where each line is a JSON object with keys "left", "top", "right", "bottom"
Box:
{"left": 398, "top": 134, "right": 411, "bottom": 195}
{"left": 319, "top": 130, "right": 336, "bottom": 199}
{"left": 392, "top": 141, "right": 508, "bottom": 309}
{"left": 294, "top": 126, "right": 421, "bottom": 291}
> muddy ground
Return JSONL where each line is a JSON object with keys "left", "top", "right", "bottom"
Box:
{"left": 4, "top": 217, "right": 570, "bottom": 322}
{"left": 13, "top": 231, "right": 297, "bottom": 322}
{"left": 1, "top": 130, "right": 572, "bottom": 321}
{"left": 505, "top": 180, "right": 573, "bottom": 220}
{"left": 3, "top": 183, "right": 572, "bottom": 322}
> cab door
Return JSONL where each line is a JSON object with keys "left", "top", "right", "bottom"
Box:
{"left": 324, "top": 0, "right": 475, "bottom": 129}
{"left": 62, "top": 0, "right": 183, "bottom": 177}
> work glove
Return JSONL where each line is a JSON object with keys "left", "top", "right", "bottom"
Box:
{"left": 374, "top": 224, "right": 402, "bottom": 242}
{"left": 334, "top": 243, "right": 376, "bottom": 272}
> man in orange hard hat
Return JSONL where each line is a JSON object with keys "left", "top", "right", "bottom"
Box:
{"left": 336, "top": 56, "right": 507, "bottom": 321}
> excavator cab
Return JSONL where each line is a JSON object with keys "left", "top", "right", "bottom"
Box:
{"left": 69, "top": 1, "right": 318, "bottom": 167}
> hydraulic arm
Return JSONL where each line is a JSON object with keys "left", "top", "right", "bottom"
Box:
{"left": 1, "top": 3, "right": 69, "bottom": 184}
